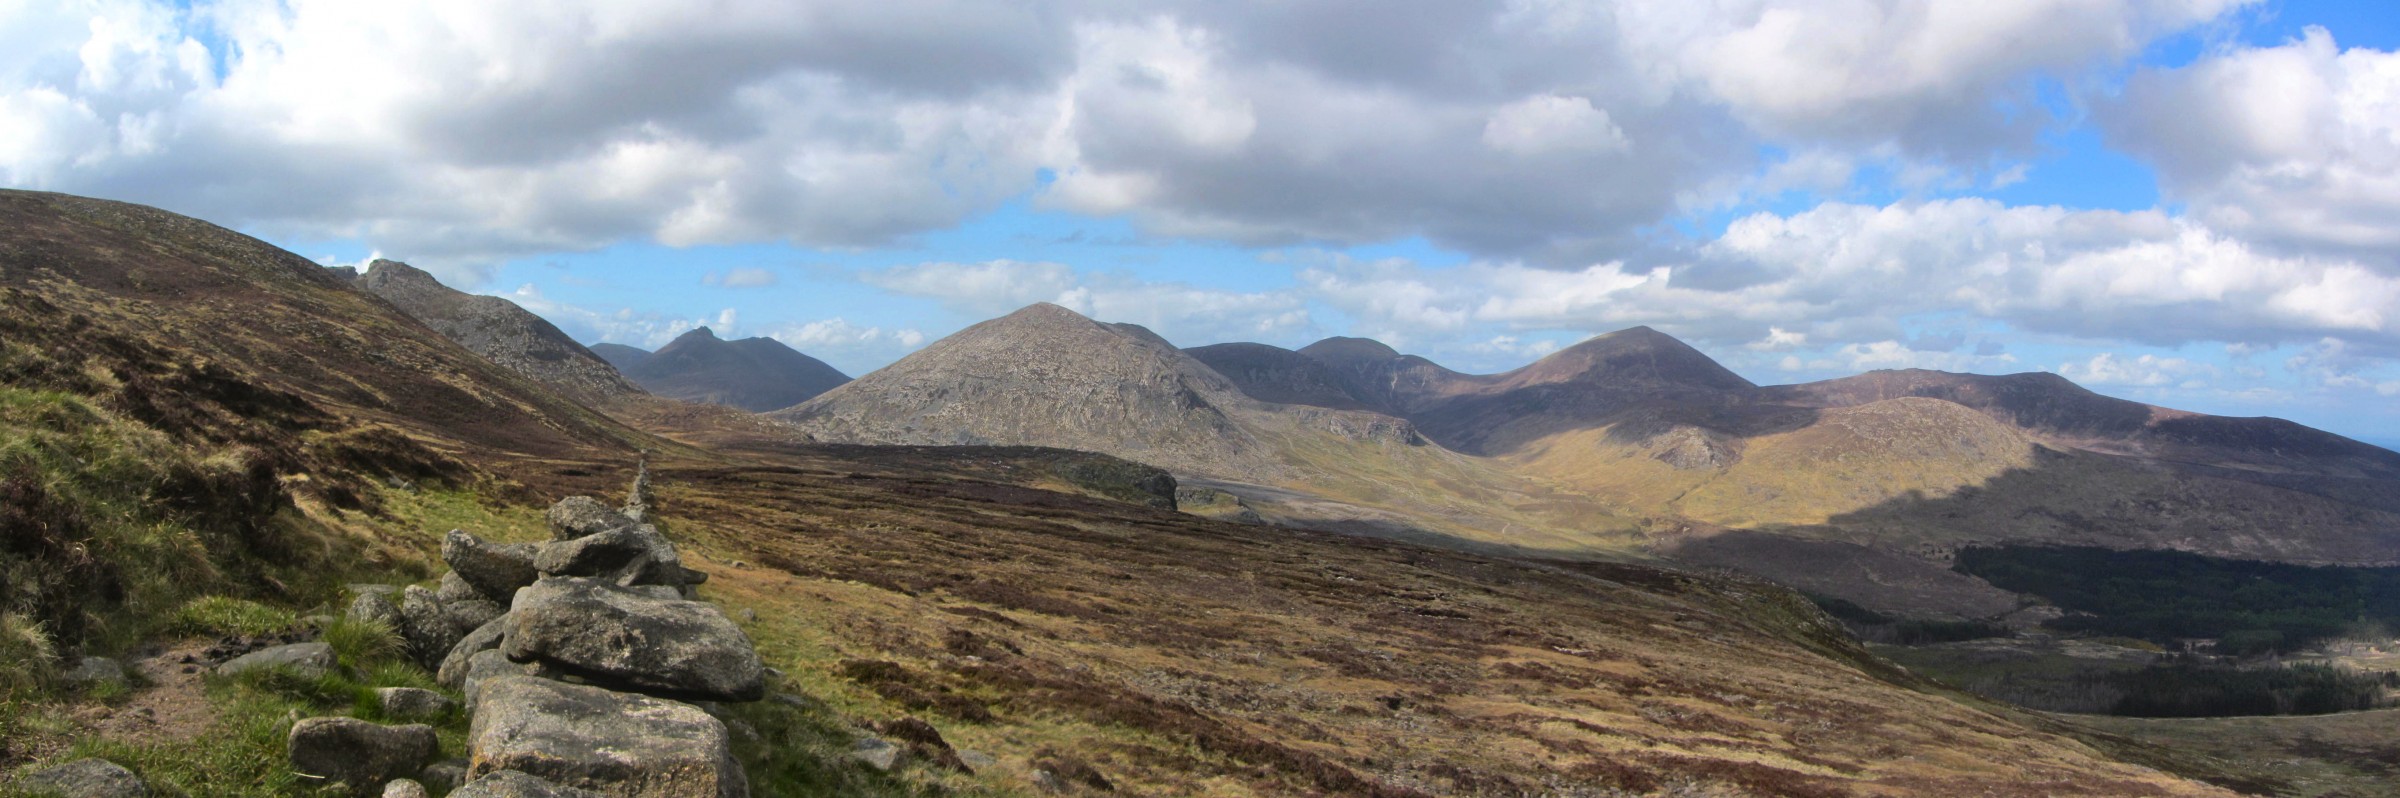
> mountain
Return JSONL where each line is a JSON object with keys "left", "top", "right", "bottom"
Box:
{"left": 602, "top": 327, "right": 851, "bottom": 412}
{"left": 779, "top": 303, "right": 1267, "bottom": 474}
{"left": 1183, "top": 341, "right": 1373, "bottom": 411}
{"left": 778, "top": 303, "right": 1638, "bottom": 549}
{"left": 589, "top": 342, "right": 651, "bottom": 372}
{"left": 354, "top": 258, "right": 644, "bottom": 405}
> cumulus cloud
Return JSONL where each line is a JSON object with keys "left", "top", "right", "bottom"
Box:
{"left": 2058, "top": 353, "right": 2218, "bottom": 387}
{"left": 2105, "top": 28, "right": 2400, "bottom": 264}
{"left": 0, "top": 0, "right": 2260, "bottom": 285}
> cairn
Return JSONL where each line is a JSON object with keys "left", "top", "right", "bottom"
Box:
{"left": 317, "top": 468, "right": 761, "bottom": 797}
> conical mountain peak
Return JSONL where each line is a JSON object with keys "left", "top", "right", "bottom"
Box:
{"left": 1510, "top": 325, "right": 1754, "bottom": 392}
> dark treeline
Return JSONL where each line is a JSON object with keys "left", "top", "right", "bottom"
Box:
{"left": 1954, "top": 545, "right": 2400, "bottom": 654}
{"left": 1804, "top": 594, "right": 2012, "bottom": 645}
{"left": 2109, "top": 660, "right": 2396, "bottom": 717}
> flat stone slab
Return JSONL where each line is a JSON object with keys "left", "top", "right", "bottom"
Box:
{"left": 468, "top": 676, "right": 746, "bottom": 798}
{"left": 217, "top": 642, "right": 335, "bottom": 679}
{"left": 503, "top": 578, "right": 763, "bottom": 702}
{"left": 288, "top": 717, "right": 438, "bottom": 794}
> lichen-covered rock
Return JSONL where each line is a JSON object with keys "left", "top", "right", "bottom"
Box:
{"left": 503, "top": 578, "right": 764, "bottom": 702}
{"left": 217, "top": 642, "right": 335, "bottom": 679}
{"left": 460, "top": 649, "right": 554, "bottom": 713}
{"left": 467, "top": 677, "right": 746, "bottom": 798}
{"left": 444, "top": 598, "right": 506, "bottom": 636}
{"left": 449, "top": 770, "right": 604, "bottom": 798}
{"left": 14, "top": 758, "right": 148, "bottom": 797}
{"left": 375, "top": 687, "right": 457, "bottom": 721}
{"left": 443, "top": 530, "right": 538, "bottom": 601}
{"left": 545, "top": 496, "right": 633, "bottom": 541}
{"left": 288, "top": 717, "right": 438, "bottom": 795}
{"left": 349, "top": 591, "right": 403, "bottom": 630}
{"left": 381, "top": 779, "right": 429, "bottom": 798}
{"left": 532, "top": 524, "right": 684, "bottom": 587}
{"left": 399, "top": 586, "right": 460, "bottom": 669}
{"left": 436, "top": 571, "right": 481, "bottom": 604}
{"left": 438, "top": 615, "right": 510, "bottom": 691}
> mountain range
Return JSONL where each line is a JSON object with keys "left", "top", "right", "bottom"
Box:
{"left": 593, "top": 327, "right": 851, "bottom": 413}
{"left": 0, "top": 187, "right": 2287, "bottom": 795}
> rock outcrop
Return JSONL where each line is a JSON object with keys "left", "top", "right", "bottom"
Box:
{"left": 354, "top": 259, "right": 644, "bottom": 405}
{"left": 330, "top": 474, "right": 764, "bottom": 796}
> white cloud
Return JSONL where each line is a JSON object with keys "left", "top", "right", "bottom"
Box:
{"left": 2106, "top": 28, "right": 2400, "bottom": 264}
{"left": 1618, "top": 0, "right": 2253, "bottom": 159}
{"left": 0, "top": 1, "right": 2258, "bottom": 282}
{"left": 1481, "top": 94, "right": 1628, "bottom": 156}
{"left": 2058, "top": 352, "right": 2218, "bottom": 387}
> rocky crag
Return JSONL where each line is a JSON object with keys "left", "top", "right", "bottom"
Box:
{"left": 355, "top": 259, "right": 645, "bottom": 406}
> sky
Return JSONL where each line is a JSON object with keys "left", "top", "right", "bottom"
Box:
{"left": 4, "top": 1, "right": 2400, "bottom": 444}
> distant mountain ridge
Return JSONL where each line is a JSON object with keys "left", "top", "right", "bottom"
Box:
{"left": 354, "top": 259, "right": 644, "bottom": 405}
{"left": 596, "top": 328, "right": 851, "bottom": 413}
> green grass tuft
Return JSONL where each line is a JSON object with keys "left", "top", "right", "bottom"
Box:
{"left": 168, "top": 596, "right": 299, "bottom": 638}
{"left": 320, "top": 615, "right": 404, "bottom": 671}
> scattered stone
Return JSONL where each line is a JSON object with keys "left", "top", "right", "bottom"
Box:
{"left": 546, "top": 496, "right": 634, "bottom": 541}
{"left": 437, "top": 571, "right": 481, "bottom": 604}
{"left": 61, "top": 656, "right": 127, "bottom": 687}
{"left": 217, "top": 642, "right": 335, "bottom": 680}
{"left": 849, "top": 737, "right": 904, "bottom": 772}
{"left": 438, "top": 616, "right": 511, "bottom": 691}
{"left": 350, "top": 584, "right": 403, "bottom": 602}
{"left": 958, "top": 750, "right": 998, "bottom": 771}
{"left": 13, "top": 758, "right": 148, "bottom": 797}
{"left": 503, "top": 578, "right": 764, "bottom": 702}
{"left": 449, "top": 770, "right": 604, "bottom": 798}
{"left": 376, "top": 687, "right": 457, "bottom": 721}
{"left": 443, "top": 530, "right": 539, "bottom": 601}
{"left": 419, "top": 761, "right": 470, "bottom": 794}
{"left": 287, "top": 717, "right": 438, "bottom": 794}
{"left": 467, "top": 676, "right": 747, "bottom": 798}
{"left": 381, "top": 779, "right": 429, "bottom": 798}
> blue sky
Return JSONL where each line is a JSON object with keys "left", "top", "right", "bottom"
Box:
{"left": 5, "top": 1, "right": 2400, "bottom": 443}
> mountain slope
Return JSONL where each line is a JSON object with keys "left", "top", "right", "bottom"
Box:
{"left": 0, "top": 190, "right": 647, "bottom": 463}
{"left": 778, "top": 303, "right": 1643, "bottom": 550}
{"left": 779, "top": 303, "right": 1266, "bottom": 474}
{"left": 354, "top": 259, "right": 645, "bottom": 405}
{"left": 590, "top": 342, "right": 652, "bottom": 372}
{"left": 605, "top": 327, "right": 851, "bottom": 413}
{"left": 1184, "top": 341, "right": 1374, "bottom": 411}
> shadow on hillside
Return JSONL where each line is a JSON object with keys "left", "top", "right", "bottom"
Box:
{"left": 1666, "top": 444, "right": 2400, "bottom": 618}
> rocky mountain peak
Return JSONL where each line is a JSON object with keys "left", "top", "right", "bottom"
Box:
{"left": 354, "top": 258, "right": 644, "bottom": 405}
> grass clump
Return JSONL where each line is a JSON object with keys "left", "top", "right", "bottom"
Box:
{"left": 0, "top": 613, "right": 58, "bottom": 701}
{"left": 168, "top": 596, "right": 299, "bottom": 638}
{"left": 320, "top": 616, "right": 404, "bottom": 670}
